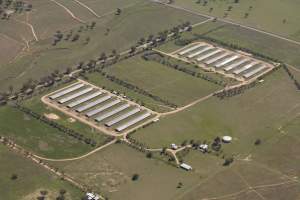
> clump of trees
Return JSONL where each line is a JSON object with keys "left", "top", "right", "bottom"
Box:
{"left": 0, "top": 0, "right": 32, "bottom": 20}
{"left": 52, "top": 22, "right": 96, "bottom": 46}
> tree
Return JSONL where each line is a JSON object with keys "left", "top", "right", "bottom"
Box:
{"left": 8, "top": 85, "right": 13, "bottom": 95}
{"left": 85, "top": 37, "right": 90, "bottom": 44}
{"left": 115, "top": 8, "right": 121, "bottom": 15}
{"left": 146, "top": 152, "right": 153, "bottom": 158}
{"left": 177, "top": 182, "right": 183, "bottom": 188}
{"left": 223, "top": 157, "right": 234, "bottom": 166}
{"left": 59, "top": 189, "right": 66, "bottom": 195}
{"left": 254, "top": 139, "right": 261, "bottom": 145}
{"left": 11, "top": 174, "right": 18, "bottom": 180}
{"left": 282, "top": 19, "right": 287, "bottom": 24}
{"left": 132, "top": 173, "right": 139, "bottom": 181}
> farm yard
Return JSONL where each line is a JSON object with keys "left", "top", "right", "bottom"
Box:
{"left": 0, "top": 0, "right": 299, "bottom": 199}
{"left": 44, "top": 80, "right": 157, "bottom": 135}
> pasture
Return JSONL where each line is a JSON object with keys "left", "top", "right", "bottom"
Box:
{"left": 48, "top": 143, "right": 202, "bottom": 200}
{"left": 0, "top": 144, "right": 83, "bottom": 200}
{"left": 173, "top": 0, "right": 300, "bottom": 41}
{"left": 0, "top": 1, "right": 207, "bottom": 92}
{"left": 101, "top": 55, "right": 223, "bottom": 107}
{"left": 132, "top": 67, "right": 300, "bottom": 155}
{"left": 0, "top": 105, "right": 105, "bottom": 159}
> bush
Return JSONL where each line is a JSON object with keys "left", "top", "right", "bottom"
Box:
{"left": 132, "top": 173, "right": 139, "bottom": 181}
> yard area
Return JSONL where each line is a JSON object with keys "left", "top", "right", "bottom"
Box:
{"left": 0, "top": 144, "right": 83, "bottom": 200}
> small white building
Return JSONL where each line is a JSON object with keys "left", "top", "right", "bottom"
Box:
{"left": 171, "top": 143, "right": 178, "bottom": 150}
{"left": 199, "top": 144, "right": 208, "bottom": 152}
{"left": 222, "top": 136, "right": 232, "bottom": 143}
{"left": 180, "top": 163, "right": 192, "bottom": 171}
{"left": 86, "top": 192, "right": 100, "bottom": 200}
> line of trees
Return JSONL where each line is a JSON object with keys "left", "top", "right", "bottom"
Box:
{"left": 96, "top": 71, "right": 178, "bottom": 108}
{"left": 12, "top": 104, "right": 114, "bottom": 147}
{"left": 214, "top": 82, "right": 256, "bottom": 99}
{"left": 142, "top": 51, "right": 226, "bottom": 86}
{"left": 282, "top": 64, "right": 300, "bottom": 90}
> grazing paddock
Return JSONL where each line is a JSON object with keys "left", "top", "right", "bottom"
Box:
{"left": 48, "top": 143, "right": 202, "bottom": 200}
{"left": 0, "top": 1, "right": 207, "bottom": 92}
{"left": 173, "top": 0, "right": 300, "bottom": 41}
{"left": 102, "top": 56, "right": 222, "bottom": 107}
{"left": 0, "top": 35, "right": 24, "bottom": 65}
{"left": 0, "top": 105, "right": 105, "bottom": 159}
{"left": 0, "top": 145, "right": 83, "bottom": 200}
{"left": 132, "top": 68, "right": 300, "bottom": 154}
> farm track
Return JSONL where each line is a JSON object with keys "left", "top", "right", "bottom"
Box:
{"left": 48, "top": 0, "right": 86, "bottom": 23}
{"left": 72, "top": 0, "right": 101, "bottom": 18}
{"left": 33, "top": 139, "right": 117, "bottom": 162}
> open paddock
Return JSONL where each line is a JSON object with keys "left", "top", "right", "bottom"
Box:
{"left": 0, "top": 144, "right": 83, "bottom": 200}
{"left": 100, "top": 55, "right": 223, "bottom": 107}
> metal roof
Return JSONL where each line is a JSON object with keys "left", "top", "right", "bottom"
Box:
{"left": 58, "top": 87, "right": 93, "bottom": 104}
{"left": 85, "top": 99, "right": 121, "bottom": 117}
{"left": 95, "top": 104, "right": 130, "bottom": 122}
{"left": 105, "top": 108, "right": 141, "bottom": 127}
{"left": 75, "top": 95, "right": 111, "bottom": 112}
{"left": 115, "top": 112, "right": 151, "bottom": 132}
{"left": 49, "top": 83, "right": 85, "bottom": 99}
{"left": 67, "top": 91, "right": 102, "bottom": 108}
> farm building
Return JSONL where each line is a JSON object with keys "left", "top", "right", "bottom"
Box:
{"left": 180, "top": 163, "right": 192, "bottom": 171}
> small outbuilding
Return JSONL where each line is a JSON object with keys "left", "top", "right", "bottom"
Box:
{"left": 222, "top": 136, "right": 232, "bottom": 143}
{"left": 180, "top": 163, "right": 192, "bottom": 171}
{"left": 86, "top": 192, "right": 100, "bottom": 200}
{"left": 199, "top": 144, "right": 208, "bottom": 152}
{"left": 171, "top": 143, "right": 178, "bottom": 150}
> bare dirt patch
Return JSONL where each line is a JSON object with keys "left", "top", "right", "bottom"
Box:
{"left": 44, "top": 113, "right": 60, "bottom": 120}
{"left": 67, "top": 117, "right": 76, "bottom": 123}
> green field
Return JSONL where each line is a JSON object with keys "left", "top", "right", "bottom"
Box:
{"left": 173, "top": 0, "right": 300, "bottom": 41}
{"left": 0, "top": 144, "right": 83, "bottom": 200}
{"left": 132, "top": 67, "right": 300, "bottom": 153}
{"left": 0, "top": 105, "right": 91, "bottom": 159}
{"left": 47, "top": 140, "right": 300, "bottom": 200}
{"left": 0, "top": 1, "right": 207, "bottom": 92}
{"left": 97, "top": 55, "right": 222, "bottom": 106}
{"left": 48, "top": 143, "right": 202, "bottom": 200}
